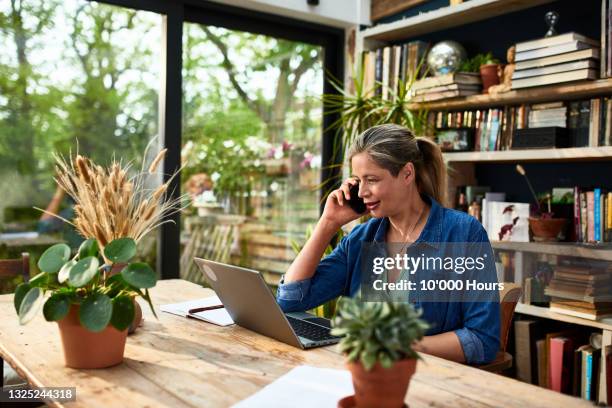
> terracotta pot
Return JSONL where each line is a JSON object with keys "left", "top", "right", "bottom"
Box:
{"left": 479, "top": 63, "right": 500, "bottom": 93}
{"left": 57, "top": 305, "right": 127, "bottom": 368}
{"left": 345, "top": 358, "right": 416, "bottom": 408}
{"left": 528, "top": 217, "right": 567, "bottom": 242}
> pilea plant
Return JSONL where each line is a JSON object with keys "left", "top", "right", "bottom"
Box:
{"left": 14, "top": 237, "right": 157, "bottom": 332}
{"left": 330, "top": 297, "right": 429, "bottom": 370}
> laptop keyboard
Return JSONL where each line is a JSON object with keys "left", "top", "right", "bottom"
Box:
{"left": 286, "top": 316, "right": 342, "bottom": 342}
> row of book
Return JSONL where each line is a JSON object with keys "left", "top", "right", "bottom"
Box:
{"left": 361, "top": 41, "right": 429, "bottom": 100}
{"left": 572, "top": 187, "right": 612, "bottom": 244}
{"left": 431, "top": 97, "right": 612, "bottom": 151}
{"left": 513, "top": 32, "right": 600, "bottom": 89}
{"left": 514, "top": 320, "right": 611, "bottom": 403}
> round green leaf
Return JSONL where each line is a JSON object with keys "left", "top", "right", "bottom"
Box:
{"left": 110, "top": 296, "right": 135, "bottom": 331}
{"left": 14, "top": 283, "right": 31, "bottom": 314}
{"left": 58, "top": 259, "right": 77, "bottom": 284}
{"left": 78, "top": 238, "right": 99, "bottom": 259}
{"left": 121, "top": 263, "right": 156, "bottom": 289}
{"left": 18, "top": 287, "right": 45, "bottom": 325}
{"left": 38, "top": 243, "right": 71, "bottom": 274}
{"left": 43, "top": 294, "right": 71, "bottom": 322}
{"left": 79, "top": 293, "right": 112, "bottom": 332}
{"left": 104, "top": 238, "right": 136, "bottom": 263}
{"left": 68, "top": 256, "right": 100, "bottom": 287}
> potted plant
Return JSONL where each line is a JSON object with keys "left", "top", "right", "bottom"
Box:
{"left": 459, "top": 52, "right": 500, "bottom": 93}
{"left": 331, "top": 297, "right": 429, "bottom": 408}
{"left": 515, "top": 165, "right": 567, "bottom": 241}
{"left": 13, "top": 147, "right": 183, "bottom": 368}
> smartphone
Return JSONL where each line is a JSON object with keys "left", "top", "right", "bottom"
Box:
{"left": 347, "top": 183, "right": 367, "bottom": 214}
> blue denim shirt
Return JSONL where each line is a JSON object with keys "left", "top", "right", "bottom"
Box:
{"left": 276, "top": 195, "right": 500, "bottom": 364}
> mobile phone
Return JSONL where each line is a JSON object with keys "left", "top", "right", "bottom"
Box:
{"left": 347, "top": 183, "right": 367, "bottom": 214}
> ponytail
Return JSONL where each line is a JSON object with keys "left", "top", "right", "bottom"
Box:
{"left": 415, "top": 137, "right": 447, "bottom": 207}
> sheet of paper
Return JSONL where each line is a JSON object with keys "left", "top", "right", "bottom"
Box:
{"left": 232, "top": 365, "right": 354, "bottom": 408}
{"left": 190, "top": 308, "right": 234, "bottom": 326}
{"left": 160, "top": 295, "right": 223, "bottom": 317}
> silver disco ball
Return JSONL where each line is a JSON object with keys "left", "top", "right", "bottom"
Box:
{"left": 427, "top": 41, "right": 467, "bottom": 76}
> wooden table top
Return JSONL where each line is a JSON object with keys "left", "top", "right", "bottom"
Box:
{"left": 0, "top": 279, "right": 590, "bottom": 408}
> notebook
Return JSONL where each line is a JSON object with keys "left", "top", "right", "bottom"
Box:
{"left": 160, "top": 295, "right": 234, "bottom": 326}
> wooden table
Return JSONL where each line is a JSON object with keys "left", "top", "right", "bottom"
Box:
{"left": 0, "top": 279, "right": 591, "bottom": 407}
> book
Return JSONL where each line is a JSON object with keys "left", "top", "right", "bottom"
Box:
{"left": 515, "top": 320, "right": 547, "bottom": 384}
{"left": 412, "top": 72, "right": 481, "bottom": 91}
{"left": 511, "top": 69, "right": 599, "bottom": 89}
{"left": 515, "top": 41, "right": 599, "bottom": 62}
{"left": 581, "top": 346, "right": 601, "bottom": 400}
{"left": 549, "top": 305, "right": 612, "bottom": 320}
{"left": 513, "top": 59, "right": 598, "bottom": 79}
{"left": 589, "top": 99, "right": 601, "bottom": 147}
{"left": 537, "top": 339, "right": 548, "bottom": 387}
{"left": 515, "top": 48, "right": 600, "bottom": 70}
{"left": 413, "top": 83, "right": 481, "bottom": 95}
{"left": 411, "top": 89, "right": 479, "bottom": 102}
{"left": 160, "top": 295, "right": 234, "bottom": 326}
{"left": 588, "top": 191, "right": 596, "bottom": 242}
{"left": 516, "top": 32, "right": 600, "bottom": 53}
{"left": 595, "top": 188, "right": 602, "bottom": 242}
{"left": 550, "top": 336, "right": 574, "bottom": 393}
{"left": 573, "top": 346, "right": 583, "bottom": 396}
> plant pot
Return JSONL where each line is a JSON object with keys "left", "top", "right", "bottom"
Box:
{"left": 108, "top": 263, "right": 143, "bottom": 334}
{"left": 479, "top": 63, "right": 500, "bottom": 93}
{"left": 345, "top": 358, "right": 416, "bottom": 408}
{"left": 528, "top": 217, "right": 567, "bottom": 242}
{"left": 57, "top": 305, "right": 128, "bottom": 368}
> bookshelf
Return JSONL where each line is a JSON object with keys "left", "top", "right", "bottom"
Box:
{"left": 406, "top": 79, "right": 612, "bottom": 110}
{"left": 360, "top": 0, "right": 556, "bottom": 42}
{"left": 357, "top": 1, "right": 611, "bottom": 401}
{"left": 443, "top": 146, "right": 612, "bottom": 163}
{"left": 516, "top": 303, "right": 612, "bottom": 331}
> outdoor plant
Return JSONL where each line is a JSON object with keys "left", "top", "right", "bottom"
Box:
{"left": 14, "top": 144, "right": 183, "bottom": 332}
{"left": 331, "top": 296, "right": 429, "bottom": 370}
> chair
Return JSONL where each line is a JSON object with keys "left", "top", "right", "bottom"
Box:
{"left": 476, "top": 282, "right": 522, "bottom": 373}
{"left": 1, "top": 253, "right": 29, "bottom": 388}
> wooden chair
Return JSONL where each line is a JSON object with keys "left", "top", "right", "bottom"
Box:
{"left": 476, "top": 282, "right": 523, "bottom": 373}
{"left": 1, "top": 253, "right": 30, "bottom": 388}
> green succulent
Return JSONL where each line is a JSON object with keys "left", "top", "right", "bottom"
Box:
{"left": 14, "top": 237, "right": 157, "bottom": 332}
{"left": 459, "top": 52, "right": 500, "bottom": 72}
{"left": 330, "top": 297, "right": 429, "bottom": 371}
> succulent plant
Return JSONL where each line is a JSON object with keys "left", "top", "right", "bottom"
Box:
{"left": 330, "top": 297, "right": 429, "bottom": 371}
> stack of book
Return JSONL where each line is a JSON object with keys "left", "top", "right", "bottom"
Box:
{"left": 512, "top": 32, "right": 600, "bottom": 89}
{"left": 411, "top": 72, "right": 481, "bottom": 102}
{"left": 528, "top": 102, "right": 567, "bottom": 128}
{"left": 545, "top": 260, "right": 612, "bottom": 320}
{"left": 362, "top": 40, "right": 429, "bottom": 100}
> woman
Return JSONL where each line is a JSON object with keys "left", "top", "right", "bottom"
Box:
{"left": 276, "top": 124, "right": 500, "bottom": 365}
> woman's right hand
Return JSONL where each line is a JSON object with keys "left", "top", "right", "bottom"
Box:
{"left": 320, "top": 177, "right": 363, "bottom": 228}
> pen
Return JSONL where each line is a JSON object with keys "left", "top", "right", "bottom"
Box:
{"left": 188, "top": 305, "right": 224, "bottom": 314}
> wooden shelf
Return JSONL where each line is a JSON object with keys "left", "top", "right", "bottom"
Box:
{"left": 443, "top": 146, "right": 612, "bottom": 163}
{"left": 362, "top": 0, "right": 555, "bottom": 42}
{"left": 405, "top": 79, "right": 612, "bottom": 111}
{"left": 515, "top": 303, "right": 612, "bottom": 330}
{"left": 491, "top": 241, "right": 612, "bottom": 261}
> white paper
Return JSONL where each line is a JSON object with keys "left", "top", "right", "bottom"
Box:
{"left": 232, "top": 365, "right": 354, "bottom": 408}
{"left": 190, "top": 308, "right": 234, "bottom": 326}
{"left": 160, "top": 295, "right": 224, "bottom": 317}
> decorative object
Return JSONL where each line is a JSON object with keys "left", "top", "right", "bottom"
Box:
{"left": 498, "top": 205, "right": 519, "bottom": 241}
{"left": 436, "top": 127, "right": 474, "bottom": 152}
{"left": 331, "top": 297, "right": 428, "bottom": 408}
{"left": 427, "top": 41, "right": 467, "bottom": 76}
{"left": 515, "top": 165, "right": 567, "bottom": 241}
{"left": 488, "top": 46, "right": 516, "bottom": 95}
{"left": 544, "top": 11, "right": 560, "bottom": 37}
{"left": 457, "top": 52, "right": 501, "bottom": 93}
{"left": 14, "top": 146, "right": 184, "bottom": 368}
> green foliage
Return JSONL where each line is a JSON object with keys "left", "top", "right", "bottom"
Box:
{"left": 459, "top": 52, "right": 500, "bottom": 73}
{"left": 13, "top": 237, "right": 156, "bottom": 332}
{"left": 331, "top": 297, "right": 429, "bottom": 371}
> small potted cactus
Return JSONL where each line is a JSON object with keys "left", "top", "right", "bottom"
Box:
{"left": 331, "top": 297, "right": 429, "bottom": 408}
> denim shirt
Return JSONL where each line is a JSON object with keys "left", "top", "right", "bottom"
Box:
{"left": 276, "top": 195, "right": 500, "bottom": 365}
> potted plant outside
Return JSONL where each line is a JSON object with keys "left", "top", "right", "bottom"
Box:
{"left": 13, "top": 147, "right": 183, "bottom": 368}
{"left": 331, "top": 297, "right": 429, "bottom": 408}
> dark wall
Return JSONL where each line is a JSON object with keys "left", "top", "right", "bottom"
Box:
{"left": 370, "top": 0, "right": 610, "bottom": 198}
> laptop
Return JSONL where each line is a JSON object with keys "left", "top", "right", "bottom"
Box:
{"left": 194, "top": 258, "right": 341, "bottom": 349}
